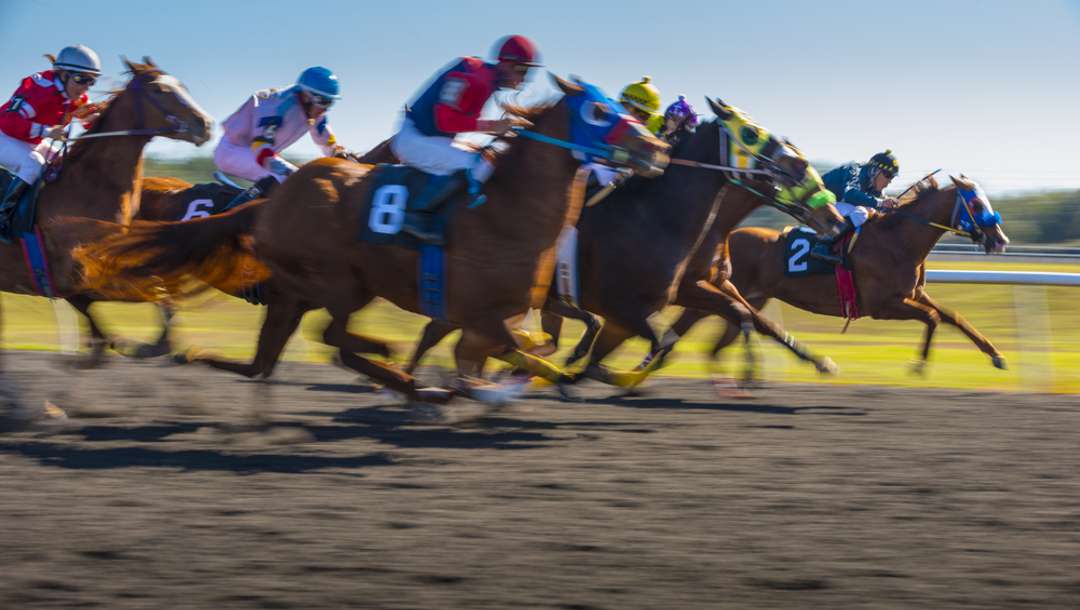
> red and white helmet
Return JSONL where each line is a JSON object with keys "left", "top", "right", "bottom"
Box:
{"left": 492, "top": 35, "right": 541, "bottom": 67}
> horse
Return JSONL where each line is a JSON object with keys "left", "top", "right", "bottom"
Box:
{"left": 120, "top": 140, "right": 399, "bottom": 368}
{"left": 665, "top": 174, "right": 1011, "bottom": 377}
{"left": 404, "top": 98, "right": 847, "bottom": 391}
{"left": 76, "top": 75, "right": 670, "bottom": 405}
{"left": 0, "top": 59, "right": 212, "bottom": 378}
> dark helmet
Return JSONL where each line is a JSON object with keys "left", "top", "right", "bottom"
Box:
{"left": 868, "top": 149, "right": 900, "bottom": 178}
{"left": 492, "top": 35, "right": 541, "bottom": 66}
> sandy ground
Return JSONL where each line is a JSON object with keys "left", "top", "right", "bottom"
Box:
{"left": 1, "top": 351, "right": 1079, "bottom": 610}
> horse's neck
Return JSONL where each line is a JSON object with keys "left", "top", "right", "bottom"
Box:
{"left": 629, "top": 128, "right": 726, "bottom": 242}
{"left": 44, "top": 122, "right": 151, "bottom": 224}
{"left": 709, "top": 181, "right": 763, "bottom": 236}
{"left": 900, "top": 189, "right": 956, "bottom": 259}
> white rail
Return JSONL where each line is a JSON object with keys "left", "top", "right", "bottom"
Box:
{"left": 926, "top": 270, "right": 1080, "bottom": 286}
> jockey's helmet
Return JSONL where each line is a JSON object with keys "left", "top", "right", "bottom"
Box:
{"left": 493, "top": 35, "right": 541, "bottom": 66}
{"left": 620, "top": 77, "right": 662, "bottom": 115}
{"left": 868, "top": 149, "right": 900, "bottom": 178}
{"left": 54, "top": 45, "right": 102, "bottom": 76}
{"left": 296, "top": 66, "right": 342, "bottom": 101}
{"left": 663, "top": 95, "right": 699, "bottom": 129}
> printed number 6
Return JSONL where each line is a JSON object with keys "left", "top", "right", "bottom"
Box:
{"left": 369, "top": 185, "right": 408, "bottom": 234}
{"left": 181, "top": 198, "right": 215, "bottom": 221}
{"left": 788, "top": 237, "right": 810, "bottom": 272}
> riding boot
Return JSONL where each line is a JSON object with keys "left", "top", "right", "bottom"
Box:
{"left": 402, "top": 172, "right": 466, "bottom": 245}
{"left": 809, "top": 218, "right": 854, "bottom": 265}
{"left": 0, "top": 177, "right": 30, "bottom": 243}
{"left": 223, "top": 175, "right": 279, "bottom": 212}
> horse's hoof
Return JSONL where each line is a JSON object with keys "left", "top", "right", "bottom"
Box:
{"left": 557, "top": 383, "right": 581, "bottom": 403}
{"left": 131, "top": 342, "right": 170, "bottom": 359}
{"left": 817, "top": 357, "right": 839, "bottom": 375}
{"left": 992, "top": 355, "right": 1008, "bottom": 370}
{"left": 910, "top": 361, "right": 928, "bottom": 376}
{"left": 470, "top": 375, "right": 529, "bottom": 407}
{"left": 415, "top": 386, "right": 454, "bottom": 405}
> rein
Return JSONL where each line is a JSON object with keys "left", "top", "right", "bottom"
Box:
{"left": 511, "top": 128, "right": 620, "bottom": 162}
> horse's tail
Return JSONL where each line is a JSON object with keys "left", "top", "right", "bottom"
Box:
{"left": 75, "top": 200, "right": 270, "bottom": 301}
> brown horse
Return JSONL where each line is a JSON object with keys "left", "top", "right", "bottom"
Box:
{"left": 405, "top": 98, "right": 847, "bottom": 391}
{"left": 666, "top": 175, "right": 1011, "bottom": 376}
{"left": 77, "top": 76, "right": 670, "bottom": 404}
{"left": 123, "top": 140, "right": 399, "bottom": 369}
{"left": 0, "top": 59, "right": 212, "bottom": 376}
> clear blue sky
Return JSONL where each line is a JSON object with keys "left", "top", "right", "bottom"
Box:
{"left": 2, "top": 0, "right": 1078, "bottom": 193}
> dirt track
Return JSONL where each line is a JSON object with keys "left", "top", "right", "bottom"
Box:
{"left": 1, "top": 351, "right": 1079, "bottom": 609}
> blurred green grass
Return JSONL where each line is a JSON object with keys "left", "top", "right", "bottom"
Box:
{"left": 2, "top": 258, "right": 1076, "bottom": 393}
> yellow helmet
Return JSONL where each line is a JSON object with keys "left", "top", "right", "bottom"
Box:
{"left": 619, "top": 76, "right": 661, "bottom": 115}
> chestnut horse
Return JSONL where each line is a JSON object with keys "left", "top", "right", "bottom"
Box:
{"left": 0, "top": 59, "right": 212, "bottom": 374}
{"left": 666, "top": 175, "right": 1010, "bottom": 375}
{"left": 405, "top": 98, "right": 847, "bottom": 390}
{"left": 122, "top": 141, "right": 398, "bottom": 368}
{"left": 77, "top": 76, "right": 669, "bottom": 404}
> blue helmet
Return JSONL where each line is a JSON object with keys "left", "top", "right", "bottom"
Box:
{"left": 296, "top": 66, "right": 341, "bottom": 100}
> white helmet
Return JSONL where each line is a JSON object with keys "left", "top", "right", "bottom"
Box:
{"left": 53, "top": 45, "right": 102, "bottom": 76}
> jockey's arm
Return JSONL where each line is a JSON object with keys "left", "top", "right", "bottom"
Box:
{"left": 310, "top": 115, "right": 344, "bottom": 156}
{"left": 840, "top": 177, "right": 883, "bottom": 208}
{"left": 432, "top": 70, "right": 496, "bottom": 134}
{"left": 250, "top": 115, "right": 282, "bottom": 169}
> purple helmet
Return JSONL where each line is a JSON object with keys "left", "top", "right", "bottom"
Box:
{"left": 663, "top": 95, "right": 698, "bottom": 128}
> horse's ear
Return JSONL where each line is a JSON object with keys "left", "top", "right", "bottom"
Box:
{"left": 143, "top": 56, "right": 157, "bottom": 68}
{"left": 707, "top": 97, "right": 733, "bottom": 119}
{"left": 948, "top": 174, "right": 963, "bottom": 188}
{"left": 551, "top": 73, "right": 584, "bottom": 96}
{"left": 43, "top": 53, "right": 57, "bottom": 65}
{"left": 121, "top": 56, "right": 139, "bottom": 73}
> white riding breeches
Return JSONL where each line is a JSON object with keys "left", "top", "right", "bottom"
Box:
{"left": 214, "top": 140, "right": 297, "bottom": 183}
{"left": 836, "top": 202, "right": 871, "bottom": 229}
{"left": 390, "top": 118, "right": 482, "bottom": 177}
{"left": 0, "top": 132, "right": 50, "bottom": 183}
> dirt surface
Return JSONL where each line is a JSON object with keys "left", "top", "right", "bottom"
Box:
{"left": 1, "top": 351, "right": 1079, "bottom": 610}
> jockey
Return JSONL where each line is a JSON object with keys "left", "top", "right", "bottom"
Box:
{"left": 587, "top": 77, "right": 665, "bottom": 190}
{"left": 0, "top": 45, "right": 102, "bottom": 236}
{"left": 392, "top": 34, "right": 541, "bottom": 243}
{"left": 619, "top": 76, "right": 663, "bottom": 135}
{"left": 811, "top": 149, "right": 901, "bottom": 263}
{"left": 217, "top": 66, "right": 346, "bottom": 208}
{"left": 659, "top": 95, "right": 698, "bottom": 145}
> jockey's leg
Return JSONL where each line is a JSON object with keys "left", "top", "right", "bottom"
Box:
{"left": 0, "top": 134, "right": 45, "bottom": 241}
{"left": 214, "top": 141, "right": 292, "bottom": 210}
{"left": 810, "top": 203, "right": 866, "bottom": 264}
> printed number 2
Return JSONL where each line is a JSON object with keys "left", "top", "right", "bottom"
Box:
{"left": 181, "top": 198, "right": 215, "bottom": 221}
{"left": 788, "top": 237, "right": 810, "bottom": 272}
{"left": 368, "top": 185, "right": 408, "bottom": 234}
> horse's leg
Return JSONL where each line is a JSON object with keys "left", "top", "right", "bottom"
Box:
{"left": 546, "top": 299, "right": 601, "bottom": 367}
{"left": 874, "top": 298, "right": 941, "bottom": 374}
{"left": 320, "top": 305, "right": 445, "bottom": 402}
{"left": 915, "top": 289, "right": 1007, "bottom": 370}
{"left": 113, "top": 302, "right": 176, "bottom": 359}
{"left": 405, "top": 319, "right": 457, "bottom": 375}
{"left": 563, "top": 319, "right": 654, "bottom": 388}
{"left": 64, "top": 295, "right": 110, "bottom": 369}
{"left": 678, "top": 280, "right": 836, "bottom": 375}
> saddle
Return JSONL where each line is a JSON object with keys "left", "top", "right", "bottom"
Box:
{"left": 356, "top": 164, "right": 462, "bottom": 249}
{"left": 782, "top": 226, "right": 860, "bottom": 319}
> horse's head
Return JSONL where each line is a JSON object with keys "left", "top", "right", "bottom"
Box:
{"left": 551, "top": 75, "right": 670, "bottom": 177}
{"left": 706, "top": 97, "right": 844, "bottom": 238}
{"left": 950, "top": 175, "right": 1009, "bottom": 253}
{"left": 105, "top": 57, "right": 214, "bottom": 145}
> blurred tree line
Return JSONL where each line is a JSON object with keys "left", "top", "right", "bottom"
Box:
{"left": 144, "top": 157, "right": 1080, "bottom": 245}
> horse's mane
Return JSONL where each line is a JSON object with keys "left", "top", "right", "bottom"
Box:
{"left": 875, "top": 174, "right": 945, "bottom": 230}
{"left": 65, "top": 60, "right": 163, "bottom": 163}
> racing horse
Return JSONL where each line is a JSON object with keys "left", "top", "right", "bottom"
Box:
{"left": 76, "top": 76, "right": 670, "bottom": 404}
{"left": 665, "top": 174, "right": 1010, "bottom": 375}
{"left": 0, "top": 59, "right": 212, "bottom": 376}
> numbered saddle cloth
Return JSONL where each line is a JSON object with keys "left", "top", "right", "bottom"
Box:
{"left": 149, "top": 181, "right": 243, "bottom": 222}
{"left": 783, "top": 226, "right": 840, "bottom": 277}
{"left": 357, "top": 164, "right": 457, "bottom": 249}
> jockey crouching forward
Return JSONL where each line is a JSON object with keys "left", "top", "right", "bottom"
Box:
{"left": 810, "top": 149, "right": 900, "bottom": 263}
{"left": 218, "top": 66, "right": 347, "bottom": 208}
{"left": 586, "top": 76, "right": 664, "bottom": 190}
{"left": 391, "top": 34, "right": 541, "bottom": 244}
{"left": 0, "top": 45, "right": 103, "bottom": 239}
